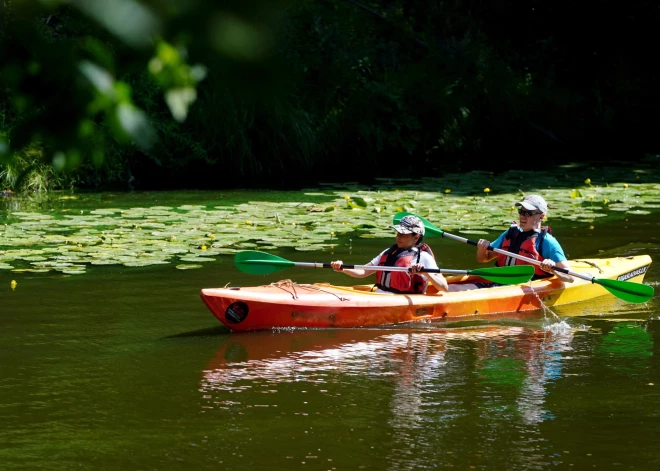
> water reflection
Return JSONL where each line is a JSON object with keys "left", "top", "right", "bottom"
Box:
{"left": 200, "top": 323, "right": 575, "bottom": 429}
{"left": 197, "top": 311, "right": 660, "bottom": 470}
{"left": 596, "top": 322, "right": 653, "bottom": 373}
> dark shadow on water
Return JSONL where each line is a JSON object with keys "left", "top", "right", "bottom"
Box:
{"left": 163, "top": 325, "right": 230, "bottom": 339}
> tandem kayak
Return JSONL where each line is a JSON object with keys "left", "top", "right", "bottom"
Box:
{"left": 200, "top": 255, "right": 653, "bottom": 332}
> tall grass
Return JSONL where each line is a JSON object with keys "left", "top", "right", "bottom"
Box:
{"left": 0, "top": 142, "right": 73, "bottom": 192}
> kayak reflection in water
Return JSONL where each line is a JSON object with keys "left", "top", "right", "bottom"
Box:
{"left": 330, "top": 215, "right": 450, "bottom": 294}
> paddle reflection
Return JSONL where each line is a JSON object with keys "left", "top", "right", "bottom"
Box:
{"left": 596, "top": 322, "right": 653, "bottom": 372}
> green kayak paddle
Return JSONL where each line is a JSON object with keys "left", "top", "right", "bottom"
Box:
{"left": 393, "top": 212, "right": 655, "bottom": 304}
{"left": 234, "top": 250, "right": 534, "bottom": 285}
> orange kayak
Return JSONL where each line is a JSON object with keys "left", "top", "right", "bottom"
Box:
{"left": 200, "top": 255, "right": 653, "bottom": 332}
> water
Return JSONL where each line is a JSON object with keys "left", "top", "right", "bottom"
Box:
{"left": 1, "top": 191, "right": 659, "bottom": 470}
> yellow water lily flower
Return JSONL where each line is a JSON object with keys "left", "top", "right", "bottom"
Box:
{"left": 623, "top": 183, "right": 629, "bottom": 188}
{"left": 11, "top": 280, "right": 17, "bottom": 290}
{"left": 585, "top": 178, "right": 591, "bottom": 185}
{"left": 444, "top": 189, "right": 451, "bottom": 194}
{"left": 201, "top": 245, "right": 207, "bottom": 250}
{"left": 484, "top": 188, "right": 491, "bottom": 194}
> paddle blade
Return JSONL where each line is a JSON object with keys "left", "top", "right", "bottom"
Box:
{"left": 469, "top": 265, "right": 535, "bottom": 285}
{"left": 393, "top": 212, "right": 444, "bottom": 237}
{"left": 596, "top": 278, "right": 655, "bottom": 304}
{"left": 234, "top": 250, "right": 294, "bottom": 275}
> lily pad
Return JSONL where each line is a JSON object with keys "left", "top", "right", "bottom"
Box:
{"left": 179, "top": 256, "right": 216, "bottom": 262}
{"left": 122, "top": 260, "right": 171, "bottom": 267}
{"left": 176, "top": 264, "right": 203, "bottom": 270}
{"left": 2, "top": 161, "right": 660, "bottom": 277}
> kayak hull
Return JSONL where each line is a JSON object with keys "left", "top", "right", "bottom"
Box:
{"left": 200, "top": 256, "right": 653, "bottom": 332}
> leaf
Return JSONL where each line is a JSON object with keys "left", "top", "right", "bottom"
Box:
{"left": 70, "top": 0, "right": 160, "bottom": 48}
{"left": 115, "top": 103, "right": 156, "bottom": 150}
{"left": 79, "top": 60, "right": 115, "bottom": 96}
{"left": 165, "top": 87, "right": 198, "bottom": 122}
{"left": 0, "top": 137, "right": 9, "bottom": 164}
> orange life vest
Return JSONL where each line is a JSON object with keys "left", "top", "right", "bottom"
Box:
{"left": 497, "top": 225, "right": 551, "bottom": 279}
{"left": 376, "top": 244, "right": 435, "bottom": 293}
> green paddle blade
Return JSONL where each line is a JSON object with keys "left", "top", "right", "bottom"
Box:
{"left": 393, "top": 212, "right": 444, "bottom": 237}
{"left": 234, "top": 250, "right": 295, "bottom": 274}
{"left": 469, "top": 265, "right": 535, "bottom": 285}
{"left": 596, "top": 278, "right": 655, "bottom": 304}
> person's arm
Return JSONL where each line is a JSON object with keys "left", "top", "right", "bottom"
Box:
{"left": 330, "top": 260, "right": 376, "bottom": 278}
{"left": 476, "top": 238, "right": 500, "bottom": 263}
{"left": 539, "top": 236, "right": 574, "bottom": 283}
{"left": 413, "top": 252, "right": 448, "bottom": 292}
{"left": 539, "top": 259, "right": 573, "bottom": 283}
{"left": 422, "top": 270, "right": 449, "bottom": 292}
{"left": 477, "top": 231, "right": 507, "bottom": 263}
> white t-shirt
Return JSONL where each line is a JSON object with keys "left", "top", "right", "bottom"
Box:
{"left": 368, "top": 247, "right": 439, "bottom": 269}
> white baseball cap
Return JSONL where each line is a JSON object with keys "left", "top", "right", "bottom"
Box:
{"left": 515, "top": 195, "right": 548, "bottom": 214}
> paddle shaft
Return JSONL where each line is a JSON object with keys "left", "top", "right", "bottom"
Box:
{"left": 441, "top": 231, "right": 596, "bottom": 283}
{"left": 289, "top": 262, "right": 478, "bottom": 276}
{"left": 235, "top": 250, "right": 534, "bottom": 283}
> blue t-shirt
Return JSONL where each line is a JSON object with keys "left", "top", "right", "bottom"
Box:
{"left": 491, "top": 229, "right": 567, "bottom": 262}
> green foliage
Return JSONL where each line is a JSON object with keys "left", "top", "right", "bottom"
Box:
{"left": 1, "top": 0, "right": 658, "bottom": 191}
{"left": 0, "top": 142, "right": 71, "bottom": 192}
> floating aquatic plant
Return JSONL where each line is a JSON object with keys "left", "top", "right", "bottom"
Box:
{"left": 1, "top": 162, "right": 659, "bottom": 276}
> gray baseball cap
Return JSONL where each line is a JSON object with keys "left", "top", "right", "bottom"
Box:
{"left": 389, "top": 215, "right": 425, "bottom": 235}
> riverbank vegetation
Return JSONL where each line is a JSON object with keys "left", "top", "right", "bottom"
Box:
{"left": 2, "top": 0, "right": 659, "bottom": 192}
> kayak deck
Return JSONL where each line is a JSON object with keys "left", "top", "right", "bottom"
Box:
{"left": 200, "top": 255, "right": 653, "bottom": 332}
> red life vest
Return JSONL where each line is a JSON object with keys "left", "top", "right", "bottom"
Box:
{"left": 376, "top": 244, "right": 435, "bottom": 293}
{"left": 497, "top": 225, "right": 551, "bottom": 279}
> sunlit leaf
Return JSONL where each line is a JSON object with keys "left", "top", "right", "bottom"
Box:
{"left": 165, "top": 87, "right": 197, "bottom": 122}
{"left": 70, "top": 0, "right": 160, "bottom": 48}
{"left": 79, "top": 60, "right": 114, "bottom": 96}
{"left": 115, "top": 103, "right": 156, "bottom": 150}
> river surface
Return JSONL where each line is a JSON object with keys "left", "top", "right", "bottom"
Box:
{"left": 1, "top": 190, "right": 659, "bottom": 470}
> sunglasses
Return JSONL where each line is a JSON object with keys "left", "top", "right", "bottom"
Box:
{"left": 517, "top": 208, "right": 542, "bottom": 217}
